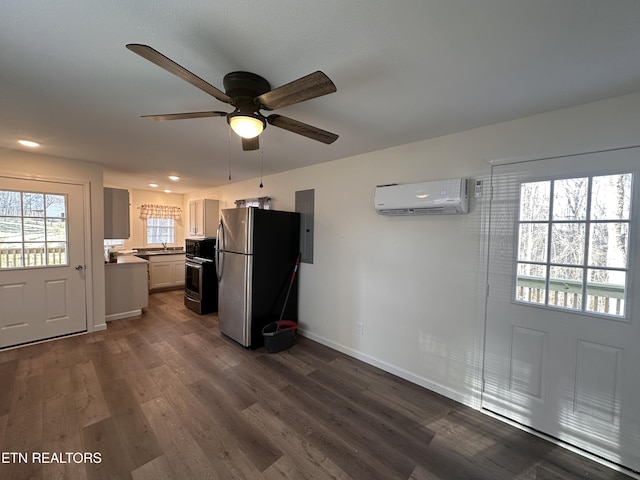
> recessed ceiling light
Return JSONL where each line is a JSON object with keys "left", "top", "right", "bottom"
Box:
{"left": 149, "top": 183, "right": 158, "bottom": 188}
{"left": 18, "top": 140, "right": 40, "bottom": 147}
{"left": 164, "top": 189, "right": 172, "bottom": 193}
{"left": 168, "top": 175, "right": 180, "bottom": 181}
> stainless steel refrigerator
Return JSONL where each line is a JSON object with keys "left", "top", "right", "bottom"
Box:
{"left": 215, "top": 207, "right": 300, "bottom": 348}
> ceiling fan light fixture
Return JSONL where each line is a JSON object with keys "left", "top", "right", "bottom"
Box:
{"left": 229, "top": 113, "right": 265, "bottom": 139}
{"left": 127, "top": 46, "right": 338, "bottom": 148}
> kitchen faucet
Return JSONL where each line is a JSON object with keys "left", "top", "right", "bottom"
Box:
{"left": 162, "top": 242, "right": 167, "bottom": 250}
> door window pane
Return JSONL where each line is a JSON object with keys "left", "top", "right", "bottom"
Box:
{"left": 519, "top": 181, "right": 550, "bottom": 221}
{"left": 0, "top": 189, "right": 68, "bottom": 269}
{"left": 23, "top": 192, "right": 45, "bottom": 217}
{"left": 588, "top": 223, "right": 628, "bottom": 268}
{"left": 553, "top": 177, "right": 588, "bottom": 221}
{"left": 587, "top": 269, "right": 626, "bottom": 316}
{"left": 24, "top": 218, "right": 46, "bottom": 242}
{"left": 1, "top": 243, "right": 23, "bottom": 268}
{"left": 24, "top": 242, "right": 46, "bottom": 266}
{"left": 0, "top": 191, "right": 21, "bottom": 216}
{"left": 46, "top": 218, "right": 67, "bottom": 242}
{"left": 45, "top": 194, "right": 66, "bottom": 218}
{"left": 518, "top": 224, "right": 548, "bottom": 262}
{"left": 47, "top": 242, "right": 67, "bottom": 264}
{"left": 516, "top": 263, "right": 547, "bottom": 304}
{"left": 515, "top": 173, "right": 633, "bottom": 318}
{"left": 549, "top": 266, "right": 583, "bottom": 310}
{"left": 550, "top": 223, "right": 585, "bottom": 265}
{"left": 0, "top": 217, "right": 22, "bottom": 242}
{"left": 591, "top": 174, "right": 632, "bottom": 220}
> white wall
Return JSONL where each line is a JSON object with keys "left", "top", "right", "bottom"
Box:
{"left": 0, "top": 148, "right": 107, "bottom": 332}
{"left": 189, "top": 91, "right": 640, "bottom": 406}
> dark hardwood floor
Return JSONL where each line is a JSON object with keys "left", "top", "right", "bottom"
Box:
{"left": 0, "top": 290, "right": 633, "bottom": 479}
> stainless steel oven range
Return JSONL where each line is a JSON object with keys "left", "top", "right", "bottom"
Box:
{"left": 184, "top": 238, "right": 218, "bottom": 314}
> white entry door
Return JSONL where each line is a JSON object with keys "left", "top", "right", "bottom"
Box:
{"left": 482, "top": 147, "right": 640, "bottom": 472}
{"left": 0, "top": 177, "right": 87, "bottom": 348}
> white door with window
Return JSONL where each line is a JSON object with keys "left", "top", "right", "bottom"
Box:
{"left": 482, "top": 147, "right": 640, "bottom": 471}
{"left": 0, "top": 177, "right": 87, "bottom": 348}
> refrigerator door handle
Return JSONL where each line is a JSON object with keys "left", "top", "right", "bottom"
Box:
{"left": 216, "top": 250, "right": 224, "bottom": 281}
{"left": 215, "top": 220, "right": 224, "bottom": 281}
{"left": 216, "top": 220, "right": 224, "bottom": 251}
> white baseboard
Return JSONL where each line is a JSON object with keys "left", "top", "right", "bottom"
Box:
{"left": 105, "top": 309, "right": 142, "bottom": 322}
{"left": 298, "top": 328, "right": 472, "bottom": 407}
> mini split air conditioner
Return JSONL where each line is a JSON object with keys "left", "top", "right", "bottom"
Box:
{"left": 374, "top": 178, "right": 469, "bottom": 215}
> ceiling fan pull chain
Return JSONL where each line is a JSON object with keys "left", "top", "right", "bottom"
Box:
{"left": 259, "top": 137, "right": 264, "bottom": 188}
{"left": 227, "top": 127, "right": 232, "bottom": 181}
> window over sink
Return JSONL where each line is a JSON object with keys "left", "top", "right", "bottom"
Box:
{"left": 145, "top": 217, "right": 175, "bottom": 246}
{"left": 139, "top": 203, "right": 181, "bottom": 246}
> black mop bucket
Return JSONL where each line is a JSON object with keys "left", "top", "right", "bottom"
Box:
{"left": 262, "top": 254, "right": 300, "bottom": 353}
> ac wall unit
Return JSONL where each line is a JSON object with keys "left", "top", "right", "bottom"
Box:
{"left": 374, "top": 178, "right": 469, "bottom": 215}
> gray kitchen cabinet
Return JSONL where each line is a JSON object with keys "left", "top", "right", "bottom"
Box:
{"left": 188, "top": 199, "right": 219, "bottom": 237}
{"left": 104, "top": 187, "right": 130, "bottom": 239}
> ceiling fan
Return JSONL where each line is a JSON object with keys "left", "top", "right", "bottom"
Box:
{"left": 126, "top": 44, "right": 339, "bottom": 151}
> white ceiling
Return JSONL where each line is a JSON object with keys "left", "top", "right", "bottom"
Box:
{"left": 2, "top": 0, "right": 640, "bottom": 193}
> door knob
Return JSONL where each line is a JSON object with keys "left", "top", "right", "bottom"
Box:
{"left": 75, "top": 265, "right": 84, "bottom": 270}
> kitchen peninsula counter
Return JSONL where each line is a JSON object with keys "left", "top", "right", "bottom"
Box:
{"left": 105, "top": 256, "right": 149, "bottom": 320}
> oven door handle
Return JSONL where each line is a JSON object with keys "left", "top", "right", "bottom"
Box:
{"left": 186, "top": 260, "right": 203, "bottom": 269}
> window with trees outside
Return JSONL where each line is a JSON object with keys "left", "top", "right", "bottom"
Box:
{"left": 516, "top": 173, "right": 632, "bottom": 317}
{"left": 0, "top": 189, "right": 68, "bottom": 269}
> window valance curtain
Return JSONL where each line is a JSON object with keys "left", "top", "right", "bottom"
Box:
{"left": 234, "top": 197, "right": 272, "bottom": 209}
{"left": 139, "top": 204, "right": 182, "bottom": 219}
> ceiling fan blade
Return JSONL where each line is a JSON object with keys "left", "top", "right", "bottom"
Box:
{"left": 126, "top": 44, "right": 232, "bottom": 104}
{"left": 141, "top": 111, "right": 228, "bottom": 121}
{"left": 267, "top": 114, "right": 338, "bottom": 144}
{"left": 257, "top": 71, "right": 336, "bottom": 111}
{"left": 242, "top": 136, "right": 259, "bottom": 151}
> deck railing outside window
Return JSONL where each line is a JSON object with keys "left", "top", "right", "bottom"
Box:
{"left": 516, "top": 275, "right": 625, "bottom": 316}
{"left": 0, "top": 245, "right": 67, "bottom": 268}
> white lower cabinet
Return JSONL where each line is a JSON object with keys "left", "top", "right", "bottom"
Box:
{"left": 148, "top": 254, "right": 185, "bottom": 291}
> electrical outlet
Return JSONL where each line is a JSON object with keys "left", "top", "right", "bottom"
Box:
{"left": 356, "top": 322, "right": 364, "bottom": 335}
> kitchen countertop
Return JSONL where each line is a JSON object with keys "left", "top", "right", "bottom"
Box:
{"left": 105, "top": 255, "right": 148, "bottom": 265}
{"left": 134, "top": 249, "right": 186, "bottom": 259}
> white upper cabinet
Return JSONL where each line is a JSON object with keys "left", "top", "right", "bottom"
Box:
{"left": 188, "top": 199, "right": 219, "bottom": 238}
